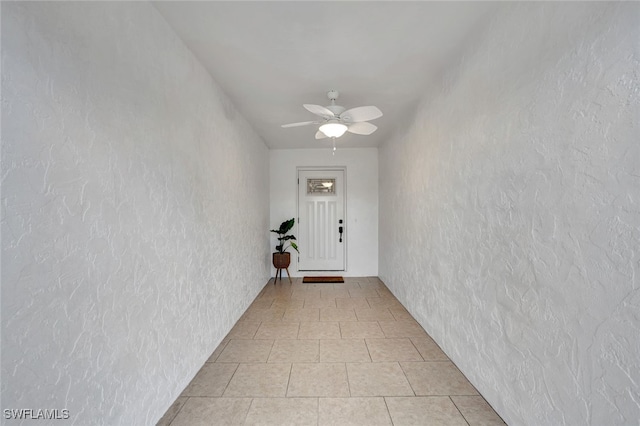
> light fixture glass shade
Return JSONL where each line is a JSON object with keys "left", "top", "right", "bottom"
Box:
{"left": 319, "top": 122, "right": 348, "bottom": 138}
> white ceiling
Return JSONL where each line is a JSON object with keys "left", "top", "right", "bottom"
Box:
{"left": 153, "top": 1, "right": 497, "bottom": 150}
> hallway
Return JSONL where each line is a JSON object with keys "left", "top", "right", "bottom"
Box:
{"left": 158, "top": 277, "right": 505, "bottom": 425}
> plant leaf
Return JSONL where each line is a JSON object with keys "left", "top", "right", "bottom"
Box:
{"left": 279, "top": 218, "right": 295, "bottom": 234}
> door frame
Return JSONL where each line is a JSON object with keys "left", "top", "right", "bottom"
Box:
{"left": 296, "top": 166, "right": 347, "bottom": 273}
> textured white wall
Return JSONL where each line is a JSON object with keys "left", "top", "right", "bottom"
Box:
{"left": 379, "top": 3, "right": 639, "bottom": 425}
{"left": 270, "top": 148, "right": 378, "bottom": 277}
{"left": 1, "top": 2, "right": 270, "bottom": 425}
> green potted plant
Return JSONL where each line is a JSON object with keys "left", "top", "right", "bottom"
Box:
{"left": 270, "top": 218, "right": 299, "bottom": 281}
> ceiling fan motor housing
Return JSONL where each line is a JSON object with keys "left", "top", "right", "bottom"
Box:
{"left": 326, "top": 105, "right": 346, "bottom": 116}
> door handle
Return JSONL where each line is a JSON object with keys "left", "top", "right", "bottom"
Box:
{"left": 338, "top": 226, "right": 343, "bottom": 243}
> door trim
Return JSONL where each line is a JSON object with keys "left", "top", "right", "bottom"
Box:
{"left": 296, "top": 166, "right": 347, "bottom": 272}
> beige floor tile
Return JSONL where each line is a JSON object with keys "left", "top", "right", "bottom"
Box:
{"left": 257, "top": 282, "right": 274, "bottom": 293}
{"left": 358, "top": 282, "right": 387, "bottom": 290}
{"left": 162, "top": 278, "right": 502, "bottom": 426}
{"left": 304, "top": 298, "right": 337, "bottom": 309}
{"left": 386, "top": 396, "right": 468, "bottom": 426}
{"left": 389, "top": 307, "right": 415, "bottom": 321}
{"left": 379, "top": 320, "right": 428, "bottom": 338}
{"left": 269, "top": 290, "right": 295, "bottom": 300}
{"left": 181, "top": 363, "right": 238, "bottom": 396}
{"left": 298, "top": 321, "right": 341, "bottom": 339}
{"left": 320, "top": 339, "right": 371, "bottom": 362}
{"left": 367, "top": 297, "right": 405, "bottom": 309}
{"left": 267, "top": 276, "right": 291, "bottom": 284}
{"left": 335, "top": 282, "right": 363, "bottom": 291}
{"left": 330, "top": 284, "right": 347, "bottom": 291}
{"left": 336, "top": 297, "right": 371, "bottom": 309}
{"left": 268, "top": 339, "right": 320, "bottom": 363}
{"left": 254, "top": 322, "right": 300, "bottom": 339}
{"left": 299, "top": 283, "right": 327, "bottom": 290}
{"left": 260, "top": 287, "right": 292, "bottom": 299}
{"left": 287, "top": 363, "right": 350, "bottom": 397}
{"left": 321, "top": 288, "right": 350, "bottom": 299}
{"left": 334, "top": 277, "right": 367, "bottom": 290}
{"left": 272, "top": 276, "right": 294, "bottom": 285}
{"left": 244, "top": 398, "right": 319, "bottom": 426}
{"left": 374, "top": 287, "right": 395, "bottom": 297}
{"left": 354, "top": 308, "right": 395, "bottom": 321}
{"left": 451, "top": 395, "right": 506, "bottom": 425}
{"left": 292, "top": 289, "right": 321, "bottom": 299}
{"left": 271, "top": 298, "right": 304, "bottom": 309}
{"left": 365, "top": 338, "right": 424, "bottom": 362}
{"left": 250, "top": 298, "right": 275, "bottom": 309}
{"left": 401, "top": 362, "right": 479, "bottom": 396}
{"left": 282, "top": 308, "right": 320, "bottom": 322}
{"left": 348, "top": 288, "right": 381, "bottom": 298}
{"left": 226, "top": 321, "right": 261, "bottom": 339}
{"left": 156, "top": 396, "right": 187, "bottom": 426}
{"left": 410, "top": 336, "right": 449, "bottom": 360}
{"left": 340, "top": 321, "right": 385, "bottom": 339}
{"left": 242, "top": 307, "right": 285, "bottom": 322}
{"left": 169, "top": 397, "right": 251, "bottom": 426}
{"left": 320, "top": 307, "right": 357, "bottom": 322}
{"left": 347, "top": 362, "right": 414, "bottom": 396}
{"left": 223, "top": 363, "right": 291, "bottom": 397}
{"left": 318, "top": 397, "right": 392, "bottom": 426}
{"left": 206, "top": 340, "right": 229, "bottom": 362}
{"left": 216, "top": 339, "right": 274, "bottom": 363}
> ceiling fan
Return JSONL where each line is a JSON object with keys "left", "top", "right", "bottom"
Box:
{"left": 281, "top": 90, "right": 383, "bottom": 139}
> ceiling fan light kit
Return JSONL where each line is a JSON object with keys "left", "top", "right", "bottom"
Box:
{"left": 319, "top": 122, "right": 348, "bottom": 138}
{"left": 281, "top": 90, "right": 383, "bottom": 152}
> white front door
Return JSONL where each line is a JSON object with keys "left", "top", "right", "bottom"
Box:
{"left": 297, "top": 168, "right": 345, "bottom": 271}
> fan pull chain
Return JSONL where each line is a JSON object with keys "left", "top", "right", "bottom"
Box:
{"left": 332, "top": 137, "right": 337, "bottom": 155}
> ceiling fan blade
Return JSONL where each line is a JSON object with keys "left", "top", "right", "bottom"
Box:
{"left": 340, "top": 106, "right": 383, "bottom": 123}
{"left": 304, "top": 104, "right": 335, "bottom": 119}
{"left": 281, "top": 121, "right": 317, "bottom": 128}
{"left": 347, "top": 121, "right": 377, "bottom": 135}
{"left": 315, "top": 130, "right": 328, "bottom": 140}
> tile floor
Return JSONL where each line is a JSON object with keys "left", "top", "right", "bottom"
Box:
{"left": 158, "top": 277, "right": 505, "bottom": 425}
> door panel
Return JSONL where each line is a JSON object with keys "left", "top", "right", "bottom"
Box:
{"left": 298, "top": 169, "right": 345, "bottom": 271}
